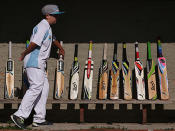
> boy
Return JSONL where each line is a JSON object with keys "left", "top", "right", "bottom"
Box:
{"left": 11, "top": 4, "right": 64, "bottom": 129}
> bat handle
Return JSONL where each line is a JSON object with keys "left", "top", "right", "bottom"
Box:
{"left": 113, "top": 42, "right": 118, "bottom": 60}
{"left": 60, "top": 41, "right": 63, "bottom": 46}
{"left": 103, "top": 43, "right": 107, "bottom": 60}
{"left": 147, "top": 41, "right": 152, "bottom": 60}
{"left": 60, "top": 41, "right": 64, "bottom": 59}
{"left": 122, "top": 42, "right": 127, "bottom": 61}
{"left": 9, "top": 41, "right": 12, "bottom": 59}
{"left": 135, "top": 42, "right": 140, "bottom": 60}
{"left": 74, "top": 44, "right": 78, "bottom": 58}
{"left": 88, "top": 41, "right": 92, "bottom": 58}
{"left": 157, "top": 40, "right": 163, "bottom": 57}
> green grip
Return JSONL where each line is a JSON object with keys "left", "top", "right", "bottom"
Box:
{"left": 147, "top": 41, "right": 152, "bottom": 60}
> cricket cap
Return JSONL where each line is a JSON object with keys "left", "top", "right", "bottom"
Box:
{"left": 42, "top": 4, "right": 64, "bottom": 15}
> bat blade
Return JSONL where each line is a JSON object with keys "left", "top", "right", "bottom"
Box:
{"left": 122, "top": 62, "right": 132, "bottom": 100}
{"left": 135, "top": 61, "right": 145, "bottom": 100}
{"left": 83, "top": 60, "right": 93, "bottom": 99}
{"left": 55, "top": 70, "right": 64, "bottom": 99}
{"left": 70, "top": 72, "right": 79, "bottom": 99}
{"left": 98, "top": 61, "right": 108, "bottom": 99}
{"left": 5, "top": 41, "right": 14, "bottom": 99}
{"left": 54, "top": 41, "right": 64, "bottom": 99}
{"left": 83, "top": 41, "right": 93, "bottom": 99}
{"left": 70, "top": 44, "right": 79, "bottom": 100}
{"left": 46, "top": 61, "right": 48, "bottom": 77}
{"left": 110, "top": 61, "right": 120, "bottom": 100}
{"left": 147, "top": 60, "right": 157, "bottom": 100}
{"left": 21, "top": 67, "right": 29, "bottom": 97}
{"left": 98, "top": 43, "right": 108, "bottom": 99}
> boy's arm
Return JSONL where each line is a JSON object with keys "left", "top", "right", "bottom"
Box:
{"left": 52, "top": 40, "right": 65, "bottom": 58}
{"left": 19, "top": 42, "right": 38, "bottom": 61}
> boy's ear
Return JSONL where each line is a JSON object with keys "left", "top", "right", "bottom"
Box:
{"left": 45, "top": 14, "right": 50, "bottom": 19}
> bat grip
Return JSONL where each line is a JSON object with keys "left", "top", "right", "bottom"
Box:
{"left": 113, "top": 42, "right": 118, "bottom": 60}
{"left": 103, "top": 43, "right": 107, "bottom": 60}
{"left": 157, "top": 40, "right": 163, "bottom": 57}
{"left": 135, "top": 42, "right": 140, "bottom": 60}
{"left": 60, "top": 41, "right": 63, "bottom": 46}
{"left": 59, "top": 41, "right": 64, "bottom": 59}
{"left": 88, "top": 41, "right": 93, "bottom": 58}
{"left": 9, "top": 41, "right": 12, "bottom": 59}
{"left": 122, "top": 42, "right": 127, "bottom": 61}
{"left": 74, "top": 44, "right": 78, "bottom": 58}
{"left": 147, "top": 42, "right": 152, "bottom": 60}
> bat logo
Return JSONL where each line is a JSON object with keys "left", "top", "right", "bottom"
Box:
{"left": 158, "top": 58, "right": 166, "bottom": 74}
{"left": 112, "top": 61, "right": 119, "bottom": 74}
{"left": 71, "top": 64, "right": 79, "bottom": 76}
{"left": 122, "top": 62, "right": 129, "bottom": 75}
{"left": 100, "top": 61, "right": 108, "bottom": 76}
{"left": 72, "top": 82, "right": 78, "bottom": 91}
{"left": 102, "top": 81, "right": 106, "bottom": 90}
{"left": 150, "top": 81, "right": 155, "bottom": 90}
{"left": 135, "top": 61, "right": 143, "bottom": 75}
{"left": 87, "top": 60, "right": 92, "bottom": 79}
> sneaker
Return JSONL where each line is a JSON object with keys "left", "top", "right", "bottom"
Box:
{"left": 32, "top": 121, "right": 53, "bottom": 127}
{"left": 10, "top": 114, "right": 25, "bottom": 129}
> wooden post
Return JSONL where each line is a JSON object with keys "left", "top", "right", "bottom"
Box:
{"left": 142, "top": 104, "right": 147, "bottom": 124}
{"left": 80, "top": 106, "right": 84, "bottom": 123}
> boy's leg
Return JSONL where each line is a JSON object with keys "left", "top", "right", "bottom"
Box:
{"left": 14, "top": 68, "right": 45, "bottom": 119}
{"left": 33, "top": 71, "right": 50, "bottom": 123}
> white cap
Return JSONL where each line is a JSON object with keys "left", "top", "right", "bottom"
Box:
{"left": 42, "top": 4, "right": 64, "bottom": 15}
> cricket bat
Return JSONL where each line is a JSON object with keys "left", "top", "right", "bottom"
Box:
{"left": 70, "top": 44, "right": 79, "bottom": 100}
{"left": 21, "top": 40, "right": 30, "bottom": 97}
{"left": 83, "top": 41, "right": 94, "bottom": 99}
{"left": 134, "top": 42, "right": 145, "bottom": 100}
{"left": 22, "top": 67, "right": 29, "bottom": 97}
{"left": 147, "top": 41, "right": 157, "bottom": 100}
{"left": 157, "top": 39, "right": 169, "bottom": 100}
{"left": 122, "top": 42, "right": 132, "bottom": 100}
{"left": 45, "top": 61, "right": 48, "bottom": 77}
{"left": 54, "top": 41, "right": 64, "bottom": 99}
{"left": 4, "top": 41, "right": 14, "bottom": 99}
{"left": 98, "top": 43, "right": 108, "bottom": 99}
{"left": 110, "top": 43, "right": 120, "bottom": 100}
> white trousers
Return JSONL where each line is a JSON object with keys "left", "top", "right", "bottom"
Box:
{"left": 14, "top": 68, "right": 49, "bottom": 123}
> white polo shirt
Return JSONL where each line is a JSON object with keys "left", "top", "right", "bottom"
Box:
{"left": 24, "top": 19, "right": 52, "bottom": 71}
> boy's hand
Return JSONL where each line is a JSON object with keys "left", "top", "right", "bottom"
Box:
{"left": 19, "top": 52, "right": 25, "bottom": 61}
{"left": 58, "top": 48, "right": 65, "bottom": 58}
